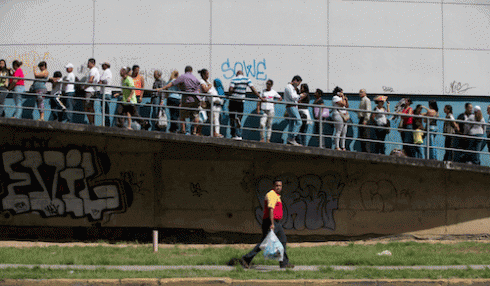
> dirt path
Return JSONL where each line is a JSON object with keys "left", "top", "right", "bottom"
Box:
{"left": 1, "top": 238, "right": 490, "bottom": 249}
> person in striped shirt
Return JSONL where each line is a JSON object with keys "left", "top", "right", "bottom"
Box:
{"left": 228, "top": 70, "right": 261, "bottom": 140}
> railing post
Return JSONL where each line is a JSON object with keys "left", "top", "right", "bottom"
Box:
{"left": 153, "top": 230, "right": 158, "bottom": 253}
{"left": 319, "top": 109, "right": 323, "bottom": 148}
{"left": 426, "top": 119, "right": 430, "bottom": 159}
{"left": 210, "top": 97, "right": 214, "bottom": 137}
{"left": 101, "top": 93, "right": 106, "bottom": 127}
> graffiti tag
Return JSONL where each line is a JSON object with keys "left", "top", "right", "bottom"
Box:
{"left": 0, "top": 147, "right": 132, "bottom": 221}
{"left": 446, "top": 80, "right": 475, "bottom": 95}
{"left": 221, "top": 58, "right": 267, "bottom": 81}
{"left": 190, "top": 183, "right": 208, "bottom": 198}
{"left": 382, "top": 86, "right": 394, "bottom": 93}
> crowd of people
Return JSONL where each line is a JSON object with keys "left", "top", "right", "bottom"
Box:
{"left": 0, "top": 58, "right": 488, "bottom": 164}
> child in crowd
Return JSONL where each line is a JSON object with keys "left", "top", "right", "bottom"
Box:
{"left": 48, "top": 71, "right": 65, "bottom": 121}
{"left": 413, "top": 120, "right": 425, "bottom": 159}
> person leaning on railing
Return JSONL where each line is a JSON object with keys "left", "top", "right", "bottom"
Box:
{"left": 159, "top": 65, "right": 201, "bottom": 135}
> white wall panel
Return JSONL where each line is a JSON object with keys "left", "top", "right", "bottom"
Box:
{"left": 212, "top": 45, "right": 328, "bottom": 92}
{"left": 444, "top": 50, "right": 490, "bottom": 96}
{"left": 212, "top": 0, "right": 328, "bottom": 45}
{"left": 94, "top": 44, "right": 210, "bottom": 86}
{"left": 443, "top": 4, "right": 490, "bottom": 49}
{"left": 95, "top": 0, "right": 210, "bottom": 44}
{"left": 0, "top": 0, "right": 94, "bottom": 44}
{"left": 329, "top": 47, "right": 443, "bottom": 94}
{"left": 330, "top": 1, "right": 442, "bottom": 48}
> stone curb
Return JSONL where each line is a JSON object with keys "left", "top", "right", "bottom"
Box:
{"left": 1, "top": 264, "right": 490, "bottom": 272}
{"left": 3, "top": 278, "right": 490, "bottom": 286}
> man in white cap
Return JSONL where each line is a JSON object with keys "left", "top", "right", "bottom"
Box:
{"left": 62, "top": 63, "right": 76, "bottom": 122}
{"left": 99, "top": 62, "right": 113, "bottom": 126}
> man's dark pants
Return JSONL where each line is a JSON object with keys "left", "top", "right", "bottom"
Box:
{"left": 358, "top": 117, "right": 370, "bottom": 153}
{"left": 229, "top": 99, "right": 244, "bottom": 138}
{"left": 242, "top": 219, "right": 289, "bottom": 267}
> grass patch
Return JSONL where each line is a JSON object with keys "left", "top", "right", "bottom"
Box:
{"left": 2, "top": 242, "right": 490, "bottom": 267}
{"left": 3, "top": 267, "right": 490, "bottom": 280}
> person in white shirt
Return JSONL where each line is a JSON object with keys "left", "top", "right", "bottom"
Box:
{"left": 99, "top": 62, "right": 113, "bottom": 127}
{"left": 331, "top": 86, "right": 350, "bottom": 151}
{"left": 257, "top": 79, "right": 282, "bottom": 143}
{"left": 466, "top": 105, "right": 486, "bottom": 165}
{"left": 198, "top": 69, "right": 223, "bottom": 137}
{"left": 357, "top": 89, "right": 371, "bottom": 153}
{"left": 83, "top": 58, "right": 100, "bottom": 125}
{"left": 62, "top": 63, "right": 76, "bottom": 123}
{"left": 283, "top": 75, "right": 304, "bottom": 146}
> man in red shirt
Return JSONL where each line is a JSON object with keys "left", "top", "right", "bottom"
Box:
{"left": 239, "top": 180, "right": 294, "bottom": 269}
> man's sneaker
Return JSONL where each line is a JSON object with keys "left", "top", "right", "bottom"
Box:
{"left": 232, "top": 136, "right": 243, "bottom": 141}
{"left": 238, "top": 258, "right": 250, "bottom": 269}
{"left": 280, "top": 263, "right": 295, "bottom": 269}
{"left": 287, "top": 139, "right": 301, "bottom": 146}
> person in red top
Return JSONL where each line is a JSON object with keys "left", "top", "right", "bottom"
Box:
{"left": 8, "top": 60, "right": 25, "bottom": 119}
{"left": 239, "top": 180, "right": 294, "bottom": 269}
{"left": 399, "top": 98, "right": 414, "bottom": 157}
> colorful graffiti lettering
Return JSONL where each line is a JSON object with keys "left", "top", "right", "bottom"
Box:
{"left": 254, "top": 173, "right": 344, "bottom": 231}
{"left": 0, "top": 147, "right": 132, "bottom": 221}
{"left": 221, "top": 58, "right": 267, "bottom": 81}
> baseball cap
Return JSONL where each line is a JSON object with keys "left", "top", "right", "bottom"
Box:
{"left": 65, "top": 63, "right": 74, "bottom": 69}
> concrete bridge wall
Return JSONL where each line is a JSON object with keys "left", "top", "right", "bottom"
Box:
{"left": 0, "top": 118, "right": 489, "bottom": 240}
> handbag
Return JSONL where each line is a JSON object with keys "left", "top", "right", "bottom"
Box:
{"left": 156, "top": 108, "right": 168, "bottom": 130}
{"left": 340, "top": 112, "right": 350, "bottom": 122}
{"left": 314, "top": 107, "right": 329, "bottom": 119}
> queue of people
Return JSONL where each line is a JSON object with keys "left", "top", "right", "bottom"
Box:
{"left": 0, "top": 58, "right": 488, "bottom": 164}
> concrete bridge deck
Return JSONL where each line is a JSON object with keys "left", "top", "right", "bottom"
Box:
{"left": 0, "top": 117, "right": 489, "bottom": 242}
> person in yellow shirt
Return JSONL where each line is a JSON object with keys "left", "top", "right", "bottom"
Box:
{"left": 238, "top": 180, "right": 294, "bottom": 269}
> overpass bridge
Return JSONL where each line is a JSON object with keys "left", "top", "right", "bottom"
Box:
{"left": 0, "top": 117, "right": 488, "bottom": 243}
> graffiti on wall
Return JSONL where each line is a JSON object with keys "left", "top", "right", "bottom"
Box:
{"left": 254, "top": 173, "right": 344, "bottom": 231}
{"left": 0, "top": 146, "right": 132, "bottom": 221}
{"left": 221, "top": 58, "right": 267, "bottom": 81}
{"left": 446, "top": 80, "right": 475, "bottom": 95}
{"left": 359, "top": 180, "right": 412, "bottom": 213}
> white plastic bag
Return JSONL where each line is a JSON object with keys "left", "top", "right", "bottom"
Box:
{"left": 199, "top": 106, "right": 208, "bottom": 123}
{"left": 156, "top": 108, "right": 168, "bottom": 130}
{"left": 259, "top": 230, "right": 284, "bottom": 261}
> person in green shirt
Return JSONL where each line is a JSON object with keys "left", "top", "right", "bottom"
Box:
{"left": 114, "top": 68, "right": 137, "bottom": 129}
